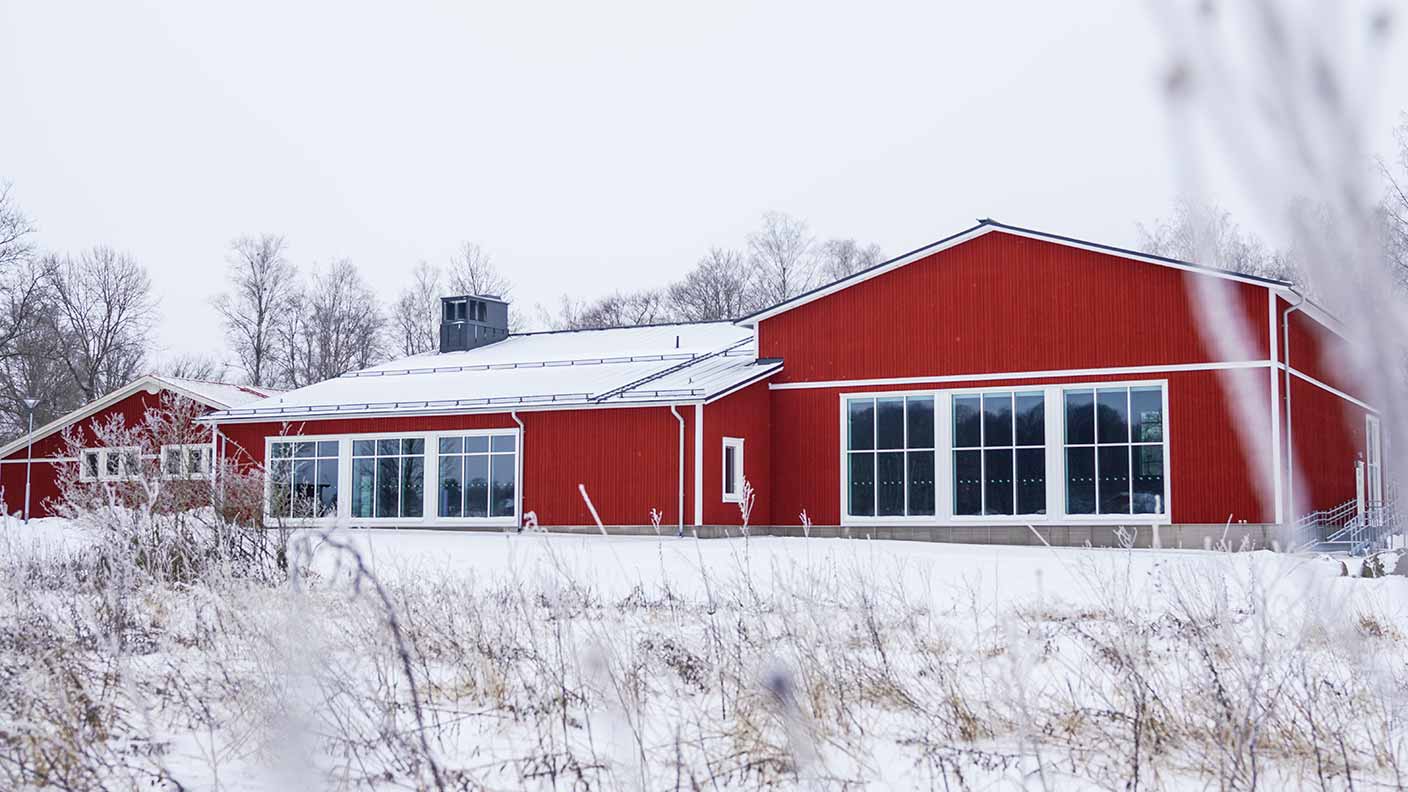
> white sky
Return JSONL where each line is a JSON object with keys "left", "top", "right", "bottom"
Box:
{"left": 2, "top": 1, "right": 1405, "bottom": 366}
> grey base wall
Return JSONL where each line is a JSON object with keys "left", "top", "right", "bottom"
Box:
{"left": 397, "top": 521, "right": 1295, "bottom": 550}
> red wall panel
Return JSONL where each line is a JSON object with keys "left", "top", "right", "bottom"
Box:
{"left": 701, "top": 381, "right": 772, "bottom": 527}
{"left": 1285, "top": 375, "right": 1369, "bottom": 515}
{"left": 759, "top": 231, "right": 1272, "bottom": 384}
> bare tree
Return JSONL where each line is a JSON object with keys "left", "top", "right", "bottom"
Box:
{"left": 213, "top": 235, "right": 297, "bottom": 387}
{"left": 1380, "top": 114, "right": 1408, "bottom": 288}
{"left": 668, "top": 247, "right": 757, "bottom": 321}
{"left": 161, "top": 353, "right": 231, "bottom": 382}
{"left": 816, "top": 238, "right": 884, "bottom": 282}
{"left": 748, "top": 211, "right": 815, "bottom": 307}
{"left": 43, "top": 247, "right": 157, "bottom": 402}
{"left": 0, "top": 184, "right": 44, "bottom": 361}
{"left": 274, "top": 260, "right": 385, "bottom": 387}
{"left": 447, "top": 242, "right": 511, "bottom": 298}
{"left": 555, "top": 289, "right": 672, "bottom": 330}
{"left": 0, "top": 316, "right": 75, "bottom": 440}
{"left": 1137, "top": 200, "right": 1299, "bottom": 284}
{"left": 389, "top": 262, "right": 442, "bottom": 357}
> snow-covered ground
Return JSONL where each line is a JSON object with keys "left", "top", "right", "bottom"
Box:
{"left": 4, "top": 518, "right": 1408, "bottom": 790}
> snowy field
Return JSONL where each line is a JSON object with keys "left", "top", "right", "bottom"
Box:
{"left": 4, "top": 516, "right": 1408, "bottom": 790}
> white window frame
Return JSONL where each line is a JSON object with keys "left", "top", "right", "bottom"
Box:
{"left": 1366, "top": 414, "right": 1383, "bottom": 506}
{"left": 838, "top": 379, "right": 1171, "bottom": 527}
{"left": 161, "top": 443, "right": 213, "bottom": 480}
{"left": 950, "top": 389, "right": 1047, "bottom": 518}
{"left": 262, "top": 427, "right": 522, "bottom": 528}
{"left": 79, "top": 448, "right": 102, "bottom": 482}
{"left": 722, "top": 437, "right": 745, "bottom": 503}
{"left": 93, "top": 446, "right": 143, "bottom": 482}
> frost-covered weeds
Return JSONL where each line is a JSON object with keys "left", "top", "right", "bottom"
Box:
{"left": 3, "top": 518, "right": 1408, "bottom": 791}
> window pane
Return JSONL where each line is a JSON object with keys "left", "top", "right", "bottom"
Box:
{"left": 438, "top": 456, "right": 463, "bottom": 517}
{"left": 1096, "top": 388, "right": 1130, "bottom": 444}
{"left": 1066, "top": 447, "right": 1095, "bottom": 514}
{"left": 1130, "top": 387, "right": 1163, "bottom": 442}
{"left": 848, "top": 453, "right": 874, "bottom": 516}
{"left": 1065, "top": 390, "right": 1095, "bottom": 445}
{"left": 269, "top": 459, "right": 291, "bottom": 517}
{"left": 271, "top": 442, "right": 292, "bottom": 459}
{"left": 187, "top": 448, "right": 204, "bottom": 474}
{"left": 84, "top": 452, "right": 99, "bottom": 479}
{"left": 163, "top": 448, "right": 182, "bottom": 476}
{"left": 875, "top": 398, "right": 905, "bottom": 450}
{"left": 1097, "top": 446, "right": 1131, "bottom": 514}
{"left": 401, "top": 455, "right": 424, "bottom": 517}
{"left": 906, "top": 396, "right": 935, "bottom": 449}
{"left": 352, "top": 458, "right": 375, "bottom": 518}
{"left": 376, "top": 457, "right": 399, "bottom": 517}
{"left": 907, "top": 451, "right": 935, "bottom": 516}
{"left": 106, "top": 453, "right": 121, "bottom": 476}
{"left": 1132, "top": 445, "right": 1164, "bottom": 514}
{"left": 439, "top": 436, "right": 463, "bottom": 455}
{"left": 983, "top": 449, "right": 1014, "bottom": 515}
{"left": 953, "top": 396, "right": 982, "bottom": 448}
{"left": 402, "top": 437, "right": 425, "bottom": 455}
{"left": 316, "top": 458, "right": 338, "bottom": 516}
{"left": 317, "top": 441, "right": 339, "bottom": 457}
{"left": 490, "top": 455, "right": 516, "bottom": 517}
{"left": 353, "top": 440, "right": 375, "bottom": 457}
{"left": 724, "top": 446, "right": 736, "bottom": 494}
{"left": 1016, "top": 448, "right": 1045, "bottom": 515}
{"left": 292, "top": 459, "right": 315, "bottom": 517}
{"left": 1015, "top": 393, "right": 1045, "bottom": 446}
{"left": 377, "top": 439, "right": 399, "bottom": 456}
{"left": 876, "top": 452, "right": 905, "bottom": 515}
{"left": 983, "top": 393, "right": 1013, "bottom": 447}
{"left": 491, "top": 435, "right": 515, "bottom": 452}
{"left": 464, "top": 455, "right": 489, "bottom": 517}
{"left": 954, "top": 450, "right": 982, "bottom": 515}
{"left": 847, "top": 400, "right": 874, "bottom": 451}
{"left": 466, "top": 435, "right": 490, "bottom": 453}
{"left": 294, "top": 441, "right": 315, "bottom": 458}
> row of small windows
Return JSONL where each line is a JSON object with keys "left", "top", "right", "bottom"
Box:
{"left": 266, "top": 434, "right": 518, "bottom": 521}
{"left": 79, "top": 444, "right": 212, "bottom": 483}
{"left": 845, "top": 386, "right": 1166, "bottom": 518}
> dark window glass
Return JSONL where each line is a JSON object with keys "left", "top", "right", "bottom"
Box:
{"left": 1130, "top": 387, "right": 1163, "bottom": 442}
{"left": 294, "top": 441, "right": 315, "bottom": 458}
{"left": 1097, "top": 446, "right": 1130, "bottom": 514}
{"left": 876, "top": 452, "right": 905, "bottom": 515}
{"left": 439, "top": 437, "right": 462, "bottom": 455}
{"left": 848, "top": 400, "right": 874, "bottom": 451}
{"left": 954, "top": 450, "right": 982, "bottom": 515}
{"left": 376, "top": 458, "right": 399, "bottom": 517}
{"left": 848, "top": 454, "right": 874, "bottom": 516}
{"left": 1015, "top": 393, "right": 1045, "bottom": 446}
{"left": 1065, "top": 390, "right": 1095, "bottom": 445}
{"left": 907, "top": 451, "right": 935, "bottom": 516}
{"left": 163, "top": 448, "right": 182, "bottom": 476}
{"left": 907, "top": 397, "right": 935, "bottom": 449}
{"left": 439, "top": 456, "right": 463, "bottom": 517}
{"left": 106, "top": 453, "right": 121, "bottom": 476}
{"left": 402, "top": 438, "right": 425, "bottom": 455}
{"left": 490, "top": 455, "right": 516, "bottom": 517}
{"left": 317, "top": 441, "right": 338, "bottom": 457}
{"left": 317, "top": 458, "right": 338, "bottom": 516}
{"left": 983, "top": 393, "right": 1013, "bottom": 447}
{"left": 292, "top": 459, "right": 315, "bottom": 516}
{"left": 352, "top": 458, "right": 375, "bottom": 518}
{"left": 724, "top": 446, "right": 737, "bottom": 494}
{"left": 269, "top": 459, "right": 291, "bottom": 516}
{"left": 984, "top": 449, "right": 1014, "bottom": 515}
{"left": 876, "top": 398, "right": 905, "bottom": 450}
{"left": 465, "top": 455, "right": 489, "bottom": 518}
{"left": 1066, "top": 447, "right": 1095, "bottom": 514}
{"left": 402, "top": 456, "right": 424, "bottom": 517}
{"left": 1132, "top": 446, "right": 1164, "bottom": 514}
{"left": 466, "top": 435, "right": 490, "bottom": 453}
{"left": 1016, "top": 448, "right": 1046, "bottom": 515}
{"left": 491, "top": 435, "right": 515, "bottom": 452}
{"left": 84, "top": 452, "right": 99, "bottom": 479}
{"left": 271, "top": 443, "right": 292, "bottom": 459}
{"left": 953, "top": 396, "right": 982, "bottom": 448}
{"left": 353, "top": 440, "right": 374, "bottom": 457}
{"left": 186, "top": 448, "right": 204, "bottom": 474}
{"left": 377, "top": 439, "right": 399, "bottom": 456}
{"left": 1096, "top": 389, "right": 1129, "bottom": 444}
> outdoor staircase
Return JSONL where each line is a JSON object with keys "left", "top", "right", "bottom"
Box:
{"left": 1293, "top": 488, "right": 1402, "bottom": 556}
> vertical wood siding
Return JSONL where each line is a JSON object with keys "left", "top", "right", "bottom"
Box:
{"left": 701, "top": 380, "right": 771, "bottom": 526}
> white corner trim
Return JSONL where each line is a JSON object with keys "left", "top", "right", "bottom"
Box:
{"left": 693, "top": 404, "right": 703, "bottom": 525}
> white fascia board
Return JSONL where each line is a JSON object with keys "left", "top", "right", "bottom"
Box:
{"left": 198, "top": 395, "right": 711, "bottom": 425}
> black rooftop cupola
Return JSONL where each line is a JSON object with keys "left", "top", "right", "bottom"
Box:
{"left": 440, "top": 294, "right": 509, "bottom": 353}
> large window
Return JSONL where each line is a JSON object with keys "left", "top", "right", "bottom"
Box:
{"left": 352, "top": 438, "right": 425, "bottom": 519}
{"left": 437, "top": 434, "right": 516, "bottom": 519}
{"left": 1064, "top": 386, "right": 1165, "bottom": 514}
{"left": 953, "top": 391, "right": 1046, "bottom": 516}
{"left": 846, "top": 395, "right": 935, "bottom": 517}
{"left": 269, "top": 440, "right": 339, "bottom": 518}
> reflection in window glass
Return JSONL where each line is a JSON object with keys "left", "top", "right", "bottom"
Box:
{"left": 845, "top": 395, "right": 935, "bottom": 517}
{"left": 1097, "top": 446, "right": 1130, "bottom": 514}
{"left": 848, "top": 400, "right": 874, "bottom": 451}
{"left": 1065, "top": 389, "right": 1095, "bottom": 445}
{"left": 876, "top": 398, "right": 905, "bottom": 450}
{"left": 437, "top": 432, "right": 517, "bottom": 519}
{"left": 1096, "top": 388, "right": 1130, "bottom": 444}
{"left": 350, "top": 438, "right": 425, "bottom": 519}
{"left": 849, "top": 453, "right": 875, "bottom": 517}
{"left": 1064, "top": 386, "right": 1165, "bottom": 515}
{"left": 953, "top": 391, "right": 1045, "bottom": 516}
{"left": 269, "top": 439, "right": 339, "bottom": 519}
{"left": 877, "top": 452, "right": 905, "bottom": 516}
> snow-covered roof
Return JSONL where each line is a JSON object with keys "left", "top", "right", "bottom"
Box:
{"left": 149, "top": 376, "right": 280, "bottom": 408}
{"left": 204, "top": 322, "right": 781, "bottom": 422}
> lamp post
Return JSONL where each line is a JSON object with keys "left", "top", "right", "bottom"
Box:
{"left": 21, "top": 397, "right": 38, "bottom": 524}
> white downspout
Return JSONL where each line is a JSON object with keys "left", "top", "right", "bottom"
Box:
{"left": 669, "top": 405, "right": 685, "bottom": 536}
{"left": 511, "top": 411, "right": 525, "bottom": 530}
{"left": 1282, "top": 293, "right": 1306, "bottom": 523}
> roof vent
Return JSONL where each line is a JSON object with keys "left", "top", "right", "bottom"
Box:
{"left": 440, "top": 294, "right": 510, "bottom": 353}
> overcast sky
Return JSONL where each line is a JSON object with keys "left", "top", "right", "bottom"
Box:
{"left": 2, "top": 1, "right": 1405, "bottom": 367}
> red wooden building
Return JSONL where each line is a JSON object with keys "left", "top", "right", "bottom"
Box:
{"left": 0, "top": 376, "right": 278, "bottom": 518}
{"left": 199, "top": 221, "right": 1378, "bottom": 547}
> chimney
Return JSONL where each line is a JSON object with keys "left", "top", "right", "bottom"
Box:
{"left": 439, "top": 294, "right": 510, "bottom": 353}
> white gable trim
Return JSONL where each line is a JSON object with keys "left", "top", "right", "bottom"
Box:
{"left": 0, "top": 375, "right": 234, "bottom": 460}
{"left": 737, "top": 221, "right": 1296, "bottom": 327}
